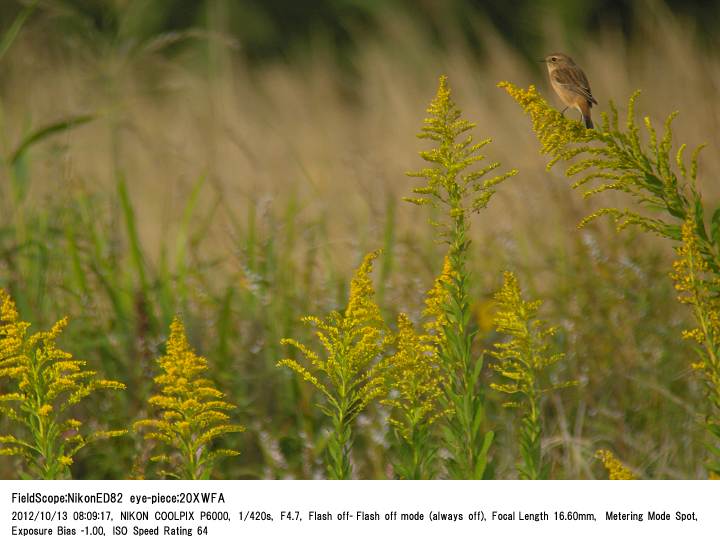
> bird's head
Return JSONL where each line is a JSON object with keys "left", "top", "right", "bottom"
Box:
{"left": 543, "top": 53, "right": 575, "bottom": 68}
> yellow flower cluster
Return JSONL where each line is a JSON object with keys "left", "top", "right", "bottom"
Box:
{"left": 671, "top": 218, "right": 711, "bottom": 309}
{"left": 497, "top": 81, "right": 593, "bottom": 168}
{"left": 669, "top": 219, "right": 720, "bottom": 433}
{"left": 422, "top": 255, "right": 454, "bottom": 348}
{"left": 279, "top": 251, "right": 389, "bottom": 478}
{"left": 0, "top": 289, "right": 126, "bottom": 478}
{"left": 490, "top": 272, "right": 566, "bottom": 404}
{"left": 0, "top": 289, "right": 29, "bottom": 365}
{"left": 383, "top": 314, "right": 448, "bottom": 442}
{"left": 596, "top": 449, "right": 636, "bottom": 480}
{"left": 490, "top": 272, "right": 571, "bottom": 479}
{"left": 134, "top": 317, "right": 244, "bottom": 479}
{"left": 279, "top": 250, "right": 388, "bottom": 417}
{"left": 406, "top": 76, "right": 517, "bottom": 221}
{"left": 670, "top": 220, "right": 720, "bottom": 367}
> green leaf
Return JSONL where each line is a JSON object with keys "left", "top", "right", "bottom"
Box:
{"left": 0, "top": 1, "right": 38, "bottom": 63}
{"left": 9, "top": 115, "right": 96, "bottom": 168}
{"left": 710, "top": 207, "right": 720, "bottom": 246}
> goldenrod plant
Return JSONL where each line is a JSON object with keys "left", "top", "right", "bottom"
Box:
{"left": 500, "top": 81, "right": 720, "bottom": 476}
{"left": 383, "top": 304, "right": 449, "bottom": 479}
{"left": 498, "top": 82, "right": 704, "bottom": 238}
{"left": 134, "top": 317, "right": 244, "bottom": 479}
{"left": 278, "top": 251, "right": 389, "bottom": 479}
{"left": 406, "top": 76, "right": 517, "bottom": 478}
{"left": 670, "top": 219, "right": 720, "bottom": 475}
{"left": 0, "top": 288, "right": 126, "bottom": 479}
{"left": 596, "top": 450, "right": 636, "bottom": 480}
{"left": 490, "top": 272, "right": 571, "bottom": 479}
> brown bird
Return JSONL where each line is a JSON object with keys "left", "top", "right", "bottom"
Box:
{"left": 543, "top": 53, "right": 597, "bottom": 129}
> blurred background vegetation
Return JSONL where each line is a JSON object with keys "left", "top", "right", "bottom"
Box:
{"left": 1, "top": 0, "right": 718, "bottom": 479}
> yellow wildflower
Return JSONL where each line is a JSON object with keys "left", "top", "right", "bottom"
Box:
{"left": 134, "top": 317, "right": 244, "bottom": 479}
{"left": 384, "top": 314, "right": 448, "bottom": 441}
{"left": 498, "top": 81, "right": 593, "bottom": 168}
{"left": 0, "top": 289, "right": 126, "bottom": 479}
{"left": 38, "top": 405, "right": 53, "bottom": 417}
{"left": 491, "top": 272, "right": 571, "bottom": 479}
{"left": 422, "top": 256, "right": 454, "bottom": 347}
{"left": 406, "top": 78, "right": 512, "bottom": 479}
{"left": 491, "top": 272, "right": 566, "bottom": 401}
{"left": 596, "top": 449, "right": 636, "bottom": 480}
{"left": 407, "top": 76, "right": 517, "bottom": 230}
{"left": 669, "top": 218, "right": 720, "bottom": 476}
{"left": 279, "top": 250, "right": 387, "bottom": 415}
{"left": 278, "top": 251, "right": 388, "bottom": 479}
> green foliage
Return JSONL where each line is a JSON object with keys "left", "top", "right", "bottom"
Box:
{"left": 0, "top": 289, "right": 126, "bottom": 479}
{"left": 134, "top": 317, "right": 244, "bottom": 479}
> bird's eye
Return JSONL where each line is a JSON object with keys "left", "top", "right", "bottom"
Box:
{"left": 551, "top": 57, "right": 557, "bottom": 62}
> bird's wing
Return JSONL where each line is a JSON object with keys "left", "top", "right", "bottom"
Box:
{"left": 552, "top": 66, "right": 598, "bottom": 105}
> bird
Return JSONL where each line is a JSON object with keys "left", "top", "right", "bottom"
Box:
{"left": 543, "top": 53, "right": 597, "bottom": 129}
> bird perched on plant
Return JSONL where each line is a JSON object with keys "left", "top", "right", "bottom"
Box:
{"left": 543, "top": 53, "right": 597, "bottom": 129}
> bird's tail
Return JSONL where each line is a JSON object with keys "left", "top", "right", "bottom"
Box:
{"left": 580, "top": 102, "right": 594, "bottom": 129}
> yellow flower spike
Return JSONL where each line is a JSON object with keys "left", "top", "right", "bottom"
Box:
{"left": 384, "top": 314, "right": 447, "bottom": 439}
{"left": 596, "top": 449, "right": 636, "bottom": 480}
{"left": 422, "top": 256, "right": 454, "bottom": 348}
{"left": 498, "top": 81, "right": 593, "bottom": 168}
{"left": 134, "top": 317, "right": 244, "bottom": 480}
{"left": 490, "top": 272, "right": 572, "bottom": 480}
{"left": 38, "top": 404, "right": 53, "bottom": 417}
{"left": 501, "top": 80, "right": 708, "bottom": 243}
{"left": 406, "top": 77, "right": 515, "bottom": 479}
{"left": 408, "top": 77, "right": 517, "bottom": 237}
{"left": 278, "top": 251, "right": 389, "bottom": 479}
{"left": 382, "top": 312, "right": 449, "bottom": 480}
{"left": 0, "top": 288, "right": 126, "bottom": 479}
{"left": 669, "top": 217, "right": 720, "bottom": 476}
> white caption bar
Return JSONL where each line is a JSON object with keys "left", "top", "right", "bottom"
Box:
{"left": 0, "top": 480, "right": 715, "bottom": 548}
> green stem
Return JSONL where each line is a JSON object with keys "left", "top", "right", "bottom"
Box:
{"left": 328, "top": 402, "right": 352, "bottom": 480}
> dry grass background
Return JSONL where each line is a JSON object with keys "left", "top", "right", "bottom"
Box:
{"left": 0, "top": 3, "right": 717, "bottom": 478}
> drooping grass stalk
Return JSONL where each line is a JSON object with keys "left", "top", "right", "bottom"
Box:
{"left": 490, "top": 272, "right": 572, "bottom": 479}
{"left": 0, "top": 289, "right": 126, "bottom": 479}
{"left": 134, "top": 317, "right": 244, "bottom": 479}
{"left": 278, "top": 251, "right": 389, "bottom": 479}
{"left": 406, "top": 76, "right": 517, "bottom": 478}
{"left": 500, "top": 81, "right": 720, "bottom": 476}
